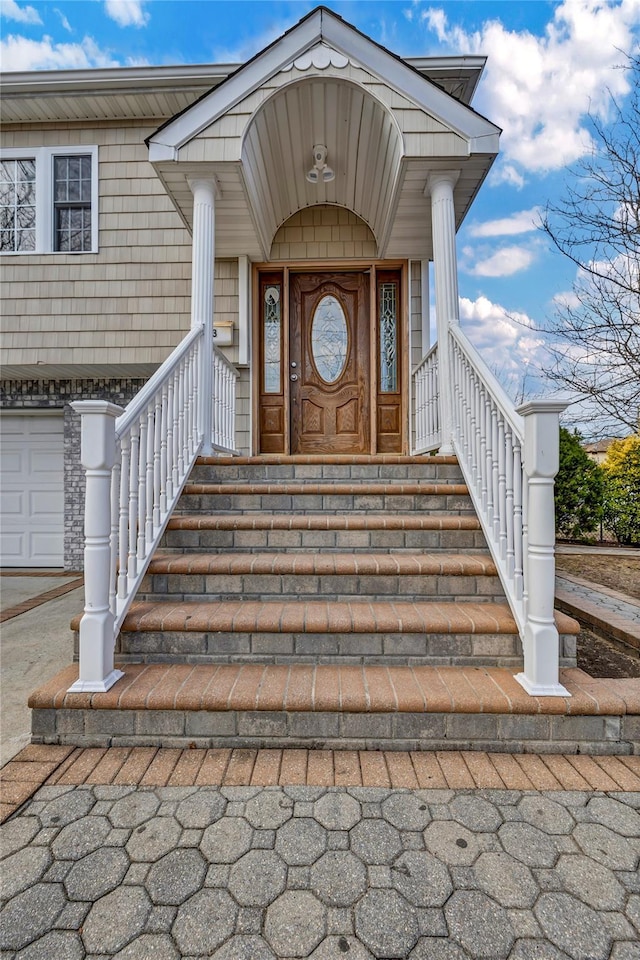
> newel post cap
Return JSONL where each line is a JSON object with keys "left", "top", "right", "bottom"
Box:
{"left": 516, "top": 398, "right": 571, "bottom": 417}
{"left": 71, "top": 400, "right": 124, "bottom": 471}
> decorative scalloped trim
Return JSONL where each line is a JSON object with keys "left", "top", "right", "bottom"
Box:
{"left": 282, "top": 43, "right": 349, "bottom": 72}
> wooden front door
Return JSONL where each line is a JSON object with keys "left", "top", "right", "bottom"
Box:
{"left": 290, "top": 272, "right": 370, "bottom": 454}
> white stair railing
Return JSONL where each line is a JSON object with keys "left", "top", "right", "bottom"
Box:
{"left": 449, "top": 326, "right": 569, "bottom": 696}
{"left": 413, "top": 343, "right": 441, "bottom": 453}
{"left": 411, "top": 326, "right": 569, "bottom": 696}
{"left": 70, "top": 327, "right": 237, "bottom": 693}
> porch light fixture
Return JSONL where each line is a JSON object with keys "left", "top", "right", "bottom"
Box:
{"left": 306, "top": 144, "right": 335, "bottom": 184}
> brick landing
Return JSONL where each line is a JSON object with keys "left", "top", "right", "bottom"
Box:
{"left": 28, "top": 664, "right": 640, "bottom": 755}
{"left": 2, "top": 744, "right": 640, "bottom": 823}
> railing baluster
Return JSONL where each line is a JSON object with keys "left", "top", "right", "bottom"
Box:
{"left": 497, "top": 418, "right": 507, "bottom": 559}
{"left": 513, "top": 440, "right": 524, "bottom": 601}
{"left": 127, "top": 423, "right": 140, "bottom": 588}
{"left": 153, "top": 393, "right": 162, "bottom": 530}
{"left": 109, "top": 452, "right": 120, "bottom": 617}
{"left": 505, "top": 427, "right": 515, "bottom": 580}
{"left": 172, "top": 369, "right": 180, "bottom": 490}
{"left": 491, "top": 403, "right": 500, "bottom": 540}
{"left": 144, "top": 403, "right": 155, "bottom": 545}
{"left": 118, "top": 434, "right": 129, "bottom": 600}
{"left": 137, "top": 411, "right": 147, "bottom": 561}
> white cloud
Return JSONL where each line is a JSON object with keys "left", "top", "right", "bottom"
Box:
{"left": 104, "top": 0, "right": 149, "bottom": 28}
{"left": 468, "top": 207, "right": 542, "bottom": 238}
{"left": 489, "top": 164, "right": 526, "bottom": 190}
{"left": 0, "top": 0, "right": 41, "bottom": 24}
{"left": 54, "top": 8, "right": 73, "bottom": 33}
{"left": 421, "top": 0, "right": 640, "bottom": 174}
{"left": 459, "top": 295, "right": 546, "bottom": 398}
{"left": 0, "top": 33, "right": 121, "bottom": 70}
{"left": 467, "top": 245, "right": 536, "bottom": 277}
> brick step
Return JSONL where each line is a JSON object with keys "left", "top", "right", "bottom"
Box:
{"left": 162, "top": 513, "right": 488, "bottom": 553}
{"left": 139, "top": 551, "right": 504, "bottom": 603}
{"left": 29, "top": 663, "right": 639, "bottom": 754}
{"left": 197, "top": 455, "right": 461, "bottom": 465}
{"left": 178, "top": 481, "right": 472, "bottom": 516}
{"left": 191, "top": 459, "right": 464, "bottom": 483}
{"left": 94, "top": 601, "right": 578, "bottom": 669}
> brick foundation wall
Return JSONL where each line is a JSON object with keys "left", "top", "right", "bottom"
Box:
{"left": 1, "top": 378, "right": 146, "bottom": 570}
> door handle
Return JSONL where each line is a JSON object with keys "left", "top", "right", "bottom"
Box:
{"left": 290, "top": 374, "right": 298, "bottom": 382}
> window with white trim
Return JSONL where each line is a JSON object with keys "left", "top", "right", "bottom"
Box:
{"left": 0, "top": 146, "right": 98, "bottom": 254}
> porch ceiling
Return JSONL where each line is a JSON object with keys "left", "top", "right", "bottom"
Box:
{"left": 241, "top": 78, "right": 403, "bottom": 257}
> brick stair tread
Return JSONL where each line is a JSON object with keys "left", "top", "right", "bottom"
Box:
{"left": 147, "top": 552, "right": 497, "bottom": 576}
{"left": 107, "top": 600, "right": 579, "bottom": 636}
{"left": 29, "top": 663, "right": 640, "bottom": 716}
{"left": 183, "top": 482, "right": 468, "bottom": 495}
{"left": 167, "top": 514, "right": 481, "bottom": 531}
{"left": 198, "top": 455, "right": 460, "bottom": 465}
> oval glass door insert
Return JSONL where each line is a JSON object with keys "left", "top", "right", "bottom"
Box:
{"left": 311, "top": 295, "right": 348, "bottom": 383}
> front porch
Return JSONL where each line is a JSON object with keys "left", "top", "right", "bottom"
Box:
{"left": 30, "top": 7, "right": 597, "bottom": 758}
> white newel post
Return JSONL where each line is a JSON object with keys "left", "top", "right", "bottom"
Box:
{"left": 514, "top": 400, "right": 570, "bottom": 697}
{"left": 68, "top": 401, "right": 125, "bottom": 693}
{"left": 189, "top": 177, "right": 218, "bottom": 456}
{"left": 427, "top": 171, "right": 460, "bottom": 456}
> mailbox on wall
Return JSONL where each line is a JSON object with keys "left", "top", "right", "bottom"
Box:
{"left": 213, "top": 320, "right": 234, "bottom": 346}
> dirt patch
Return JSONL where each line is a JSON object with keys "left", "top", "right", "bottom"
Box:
{"left": 577, "top": 628, "right": 640, "bottom": 679}
{"left": 556, "top": 553, "right": 640, "bottom": 601}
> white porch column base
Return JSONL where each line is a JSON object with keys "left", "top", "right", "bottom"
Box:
{"left": 426, "top": 171, "right": 460, "bottom": 456}
{"left": 515, "top": 399, "right": 571, "bottom": 697}
{"left": 69, "top": 401, "right": 125, "bottom": 694}
{"left": 68, "top": 669, "right": 125, "bottom": 695}
{"left": 514, "top": 671, "right": 570, "bottom": 699}
{"left": 188, "top": 177, "right": 218, "bottom": 456}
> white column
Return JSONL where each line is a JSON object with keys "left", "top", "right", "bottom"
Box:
{"left": 427, "top": 171, "right": 460, "bottom": 455}
{"left": 189, "top": 177, "right": 218, "bottom": 455}
{"left": 514, "top": 400, "right": 570, "bottom": 697}
{"left": 68, "top": 401, "right": 125, "bottom": 693}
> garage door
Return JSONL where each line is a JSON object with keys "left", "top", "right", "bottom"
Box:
{"left": 0, "top": 413, "right": 64, "bottom": 566}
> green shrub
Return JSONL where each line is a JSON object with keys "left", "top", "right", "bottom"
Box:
{"left": 555, "top": 428, "right": 604, "bottom": 540}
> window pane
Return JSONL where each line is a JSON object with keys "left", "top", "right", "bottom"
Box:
{"left": 263, "top": 285, "right": 281, "bottom": 393}
{"left": 0, "top": 159, "right": 36, "bottom": 253}
{"left": 16, "top": 229, "right": 35, "bottom": 252}
{"left": 16, "top": 204, "right": 35, "bottom": 228}
{"left": 53, "top": 154, "right": 92, "bottom": 252}
{"left": 0, "top": 230, "right": 15, "bottom": 251}
{"left": 17, "top": 160, "right": 35, "bottom": 182}
{"left": 379, "top": 282, "right": 398, "bottom": 393}
{"left": 311, "top": 295, "right": 348, "bottom": 383}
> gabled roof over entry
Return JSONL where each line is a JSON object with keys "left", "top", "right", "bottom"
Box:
{"left": 146, "top": 5, "right": 500, "bottom": 260}
{"left": 148, "top": 6, "right": 498, "bottom": 158}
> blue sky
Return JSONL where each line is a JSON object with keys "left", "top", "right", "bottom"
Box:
{"left": 1, "top": 0, "right": 639, "bottom": 413}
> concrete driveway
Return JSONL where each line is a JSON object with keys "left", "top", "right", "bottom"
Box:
{"left": 0, "top": 573, "right": 82, "bottom": 766}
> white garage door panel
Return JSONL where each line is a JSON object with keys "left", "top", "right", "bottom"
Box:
{"left": 0, "top": 491, "right": 24, "bottom": 516}
{"left": 0, "top": 414, "right": 64, "bottom": 566}
{"left": 30, "top": 449, "right": 64, "bottom": 473}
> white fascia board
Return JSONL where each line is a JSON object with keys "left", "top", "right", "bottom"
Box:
{"left": 149, "top": 143, "right": 178, "bottom": 162}
{"left": 321, "top": 16, "right": 500, "bottom": 147}
{"left": 470, "top": 133, "right": 501, "bottom": 153}
{"left": 148, "top": 11, "right": 323, "bottom": 151}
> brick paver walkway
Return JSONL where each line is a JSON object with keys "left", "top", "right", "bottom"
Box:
{"left": 1, "top": 763, "right": 639, "bottom": 959}
{"left": 3, "top": 746, "right": 640, "bottom": 823}
{"left": 557, "top": 573, "right": 640, "bottom": 652}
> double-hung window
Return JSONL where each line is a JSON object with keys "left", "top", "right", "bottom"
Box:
{"left": 0, "top": 145, "right": 98, "bottom": 254}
